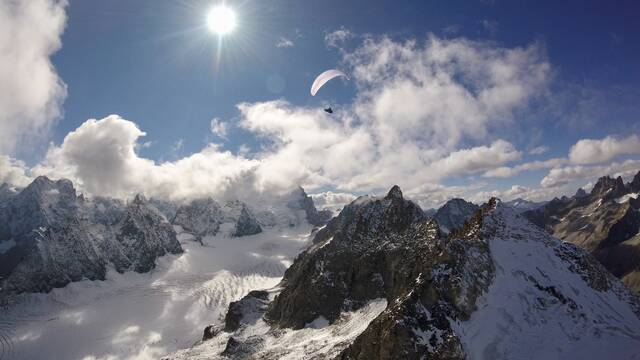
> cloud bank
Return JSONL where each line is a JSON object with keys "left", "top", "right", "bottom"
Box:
{"left": 0, "top": 0, "right": 67, "bottom": 154}
{"left": 3, "top": 34, "right": 554, "bottom": 205}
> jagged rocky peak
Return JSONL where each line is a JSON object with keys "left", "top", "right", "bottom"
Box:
{"left": 591, "top": 175, "right": 627, "bottom": 200}
{"left": 630, "top": 170, "right": 640, "bottom": 193}
{"left": 433, "top": 197, "right": 479, "bottom": 234}
{"left": 115, "top": 193, "right": 182, "bottom": 273}
{"left": 312, "top": 185, "right": 424, "bottom": 245}
{"left": 386, "top": 184, "right": 403, "bottom": 199}
{"left": 287, "top": 186, "right": 333, "bottom": 226}
{"left": 232, "top": 202, "right": 262, "bottom": 237}
{"left": 173, "top": 197, "right": 223, "bottom": 237}
{"left": 574, "top": 187, "right": 588, "bottom": 198}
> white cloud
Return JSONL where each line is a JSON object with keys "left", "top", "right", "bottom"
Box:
{"left": 0, "top": 155, "right": 32, "bottom": 187}
{"left": 540, "top": 159, "right": 640, "bottom": 188}
{"left": 529, "top": 145, "right": 549, "bottom": 155}
{"left": 33, "top": 115, "right": 261, "bottom": 201}
{"left": 276, "top": 37, "right": 294, "bottom": 48}
{"left": 310, "top": 191, "right": 357, "bottom": 211}
{"left": 568, "top": 135, "right": 640, "bottom": 165}
{"left": 483, "top": 157, "right": 566, "bottom": 178}
{"left": 325, "top": 26, "right": 354, "bottom": 48}
{"left": 427, "top": 140, "right": 521, "bottom": 178}
{"left": 210, "top": 118, "right": 229, "bottom": 139}
{"left": 21, "top": 35, "right": 551, "bottom": 203}
{"left": 0, "top": 0, "right": 68, "bottom": 154}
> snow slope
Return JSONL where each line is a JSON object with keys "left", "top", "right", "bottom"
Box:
{"left": 453, "top": 206, "right": 640, "bottom": 360}
{"left": 166, "top": 298, "right": 388, "bottom": 360}
{"left": 0, "top": 225, "right": 313, "bottom": 360}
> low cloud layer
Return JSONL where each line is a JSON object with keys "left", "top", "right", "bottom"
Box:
{"left": 0, "top": 0, "right": 67, "bottom": 154}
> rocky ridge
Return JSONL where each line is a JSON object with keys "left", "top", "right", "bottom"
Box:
{"left": 168, "top": 186, "right": 640, "bottom": 359}
{"left": 525, "top": 170, "right": 640, "bottom": 292}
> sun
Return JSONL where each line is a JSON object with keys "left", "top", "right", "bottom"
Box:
{"left": 207, "top": 5, "right": 237, "bottom": 35}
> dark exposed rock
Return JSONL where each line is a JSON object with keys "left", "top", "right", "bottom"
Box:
{"left": 232, "top": 204, "right": 262, "bottom": 237}
{"left": 224, "top": 290, "right": 270, "bottom": 332}
{"left": 288, "top": 187, "right": 333, "bottom": 226}
{"left": 202, "top": 325, "right": 221, "bottom": 341}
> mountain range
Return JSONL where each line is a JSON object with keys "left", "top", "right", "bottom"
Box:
{"left": 168, "top": 186, "right": 640, "bottom": 359}
{"left": 524, "top": 171, "right": 640, "bottom": 292}
{"left": 2, "top": 172, "right": 640, "bottom": 359}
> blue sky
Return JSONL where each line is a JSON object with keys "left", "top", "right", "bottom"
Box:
{"left": 1, "top": 0, "right": 640, "bottom": 207}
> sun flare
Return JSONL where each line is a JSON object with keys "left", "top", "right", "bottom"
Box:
{"left": 207, "top": 5, "right": 237, "bottom": 35}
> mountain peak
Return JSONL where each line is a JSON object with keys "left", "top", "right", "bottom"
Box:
{"left": 385, "top": 185, "right": 403, "bottom": 200}
{"left": 630, "top": 170, "right": 640, "bottom": 192}
{"left": 591, "top": 175, "right": 627, "bottom": 199}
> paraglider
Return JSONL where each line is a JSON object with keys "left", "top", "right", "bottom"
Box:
{"left": 310, "top": 69, "right": 348, "bottom": 96}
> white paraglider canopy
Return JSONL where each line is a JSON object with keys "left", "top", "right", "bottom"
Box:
{"left": 310, "top": 69, "right": 348, "bottom": 96}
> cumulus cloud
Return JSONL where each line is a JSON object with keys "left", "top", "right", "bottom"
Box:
{"left": 275, "top": 37, "right": 294, "bottom": 48}
{"left": 0, "top": 155, "right": 32, "bottom": 187}
{"left": 23, "top": 35, "right": 551, "bottom": 203}
{"left": 0, "top": 0, "right": 68, "bottom": 154}
{"left": 568, "top": 135, "right": 640, "bottom": 165}
{"left": 540, "top": 159, "right": 640, "bottom": 188}
{"left": 33, "top": 115, "right": 261, "bottom": 201}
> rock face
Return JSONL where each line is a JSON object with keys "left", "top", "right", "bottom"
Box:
{"left": 433, "top": 198, "right": 479, "bottom": 234}
{"left": 172, "top": 198, "right": 263, "bottom": 238}
{"left": 0, "top": 176, "right": 182, "bottom": 295}
{"left": 524, "top": 170, "right": 640, "bottom": 292}
{"left": 173, "top": 198, "right": 223, "bottom": 237}
{"left": 171, "top": 187, "right": 640, "bottom": 360}
{"left": 287, "top": 187, "right": 333, "bottom": 226}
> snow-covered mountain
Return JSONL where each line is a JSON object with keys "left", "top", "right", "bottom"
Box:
{"left": 433, "top": 198, "right": 479, "bottom": 234}
{"left": 0, "top": 176, "right": 182, "bottom": 295}
{"left": 0, "top": 176, "right": 333, "bottom": 298}
{"left": 525, "top": 170, "right": 640, "bottom": 292}
{"left": 168, "top": 186, "right": 640, "bottom": 359}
